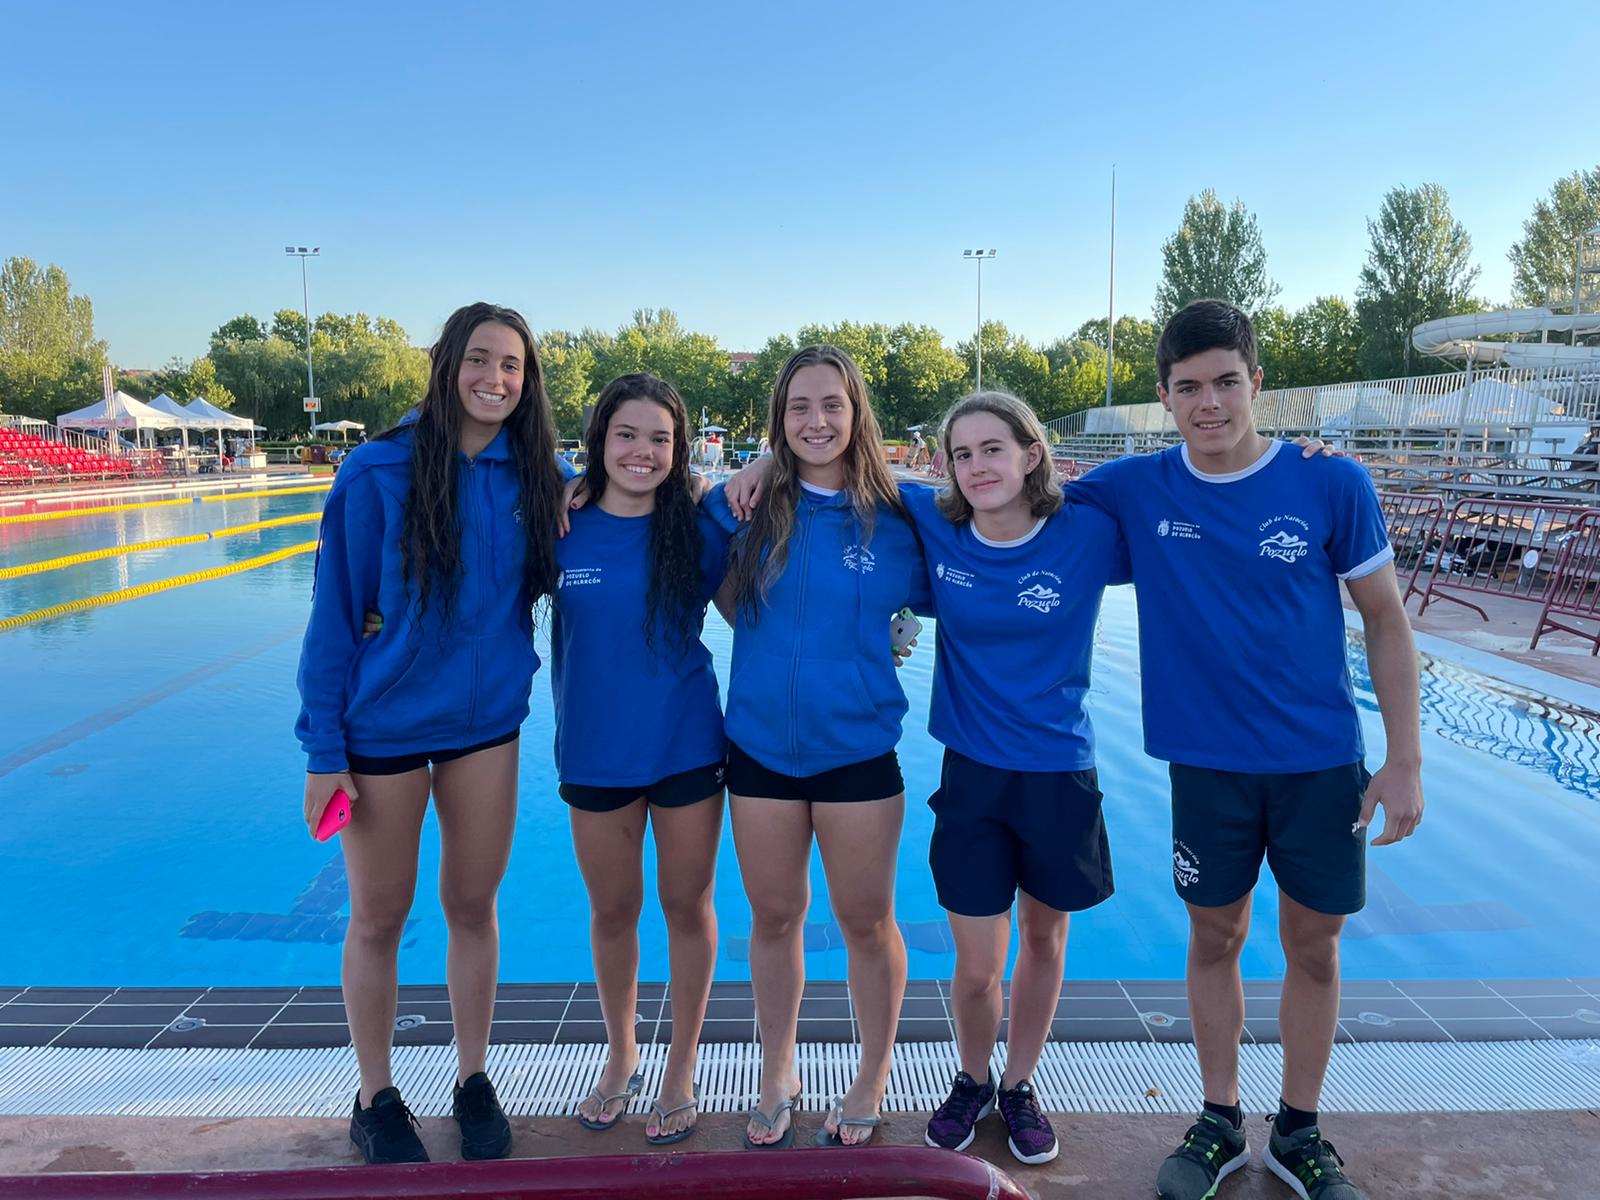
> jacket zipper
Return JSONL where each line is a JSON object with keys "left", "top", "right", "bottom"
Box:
{"left": 787, "top": 503, "right": 813, "bottom": 771}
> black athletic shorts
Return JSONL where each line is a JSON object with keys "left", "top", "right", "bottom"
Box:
{"left": 725, "top": 741, "right": 904, "bottom": 803}
{"left": 346, "top": 728, "right": 520, "bottom": 777}
{"left": 1169, "top": 761, "right": 1370, "bottom": 916}
{"left": 928, "top": 749, "right": 1113, "bottom": 917}
{"left": 559, "top": 760, "right": 727, "bottom": 813}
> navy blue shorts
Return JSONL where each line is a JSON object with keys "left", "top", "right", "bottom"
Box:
{"left": 1168, "top": 761, "right": 1370, "bottom": 916}
{"left": 726, "top": 741, "right": 903, "bottom": 803}
{"left": 927, "top": 749, "right": 1114, "bottom": 918}
{"left": 559, "top": 760, "right": 727, "bottom": 813}
{"left": 346, "top": 728, "right": 520, "bottom": 777}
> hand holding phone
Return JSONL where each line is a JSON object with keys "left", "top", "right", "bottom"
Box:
{"left": 890, "top": 607, "right": 922, "bottom": 652}
{"left": 314, "top": 788, "right": 353, "bottom": 841}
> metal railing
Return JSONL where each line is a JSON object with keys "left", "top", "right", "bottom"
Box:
{"left": 1533, "top": 510, "right": 1600, "bottom": 655}
{"left": 1044, "top": 363, "right": 1600, "bottom": 447}
{"left": 1413, "top": 498, "right": 1594, "bottom": 624}
{"left": 1378, "top": 491, "right": 1448, "bottom": 606}
{"left": 0, "top": 1147, "right": 1031, "bottom": 1200}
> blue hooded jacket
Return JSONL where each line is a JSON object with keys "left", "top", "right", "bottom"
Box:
{"left": 295, "top": 425, "right": 548, "bottom": 773}
{"left": 705, "top": 482, "right": 930, "bottom": 777}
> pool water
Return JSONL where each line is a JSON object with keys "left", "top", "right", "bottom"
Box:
{"left": 1, "top": 488, "right": 1597, "bottom": 986}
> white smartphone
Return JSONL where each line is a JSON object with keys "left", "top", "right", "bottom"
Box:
{"left": 890, "top": 607, "right": 922, "bottom": 651}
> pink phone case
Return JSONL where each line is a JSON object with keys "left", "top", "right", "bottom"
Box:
{"left": 314, "top": 787, "right": 352, "bottom": 842}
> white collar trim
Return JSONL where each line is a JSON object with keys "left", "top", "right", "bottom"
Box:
{"left": 800, "top": 480, "right": 841, "bottom": 497}
{"left": 972, "top": 516, "right": 1047, "bottom": 548}
{"left": 1180, "top": 438, "right": 1281, "bottom": 483}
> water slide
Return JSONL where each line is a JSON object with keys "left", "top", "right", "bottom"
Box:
{"left": 1412, "top": 307, "right": 1600, "bottom": 367}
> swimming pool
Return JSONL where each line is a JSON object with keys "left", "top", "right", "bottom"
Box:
{"left": 2, "top": 487, "right": 1597, "bottom": 987}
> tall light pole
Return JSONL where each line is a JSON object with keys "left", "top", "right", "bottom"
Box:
{"left": 1104, "top": 168, "right": 1117, "bottom": 407}
{"left": 962, "top": 249, "right": 996, "bottom": 391}
{"left": 285, "top": 246, "right": 320, "bottom": 436}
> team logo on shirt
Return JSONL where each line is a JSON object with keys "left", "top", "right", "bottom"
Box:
{"left": 1157, "top": 517, "right": 1202, "bottom": 540}
{"left": 559, "top": 567, "right": 602, "bottom": 588}
{"left": 1173, "top": 840, "right": 1200, "bottom": 888}
{"left": 842, "top": 544, "right": 876, "bottom": 573}
{"left": 1016, "top": 569, "right": 1062, "bottom": 613}
{"left": 936, "top": 562, "right": 975, "bottom": 589}
{"left": 1257, "top": 514, "right": 1311, "bottom": 564}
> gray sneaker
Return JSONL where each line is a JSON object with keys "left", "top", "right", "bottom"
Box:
{"left": 1157, "top": 1110, "right": 1248, "bottom": 1199}
{"left": 1263, "top": 1120, "right": 1365, "bottom": 1200}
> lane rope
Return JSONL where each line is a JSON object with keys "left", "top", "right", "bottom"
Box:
{"left": 0, "top": 540, "right": 318, "bottom": 633}
{"left": 0, "top": 513, "right": 323, "bottom": 580}
{"left": 0, "top": 484, "right": 331, "bottom": 526}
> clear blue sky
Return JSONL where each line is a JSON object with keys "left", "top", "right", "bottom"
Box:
{"left": 2, "top": 1, "right": 1590, "bottom": 367}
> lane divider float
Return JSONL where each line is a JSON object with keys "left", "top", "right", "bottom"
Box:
{"left": 0, "top": 513, "right": 324, "bottom": 580}
{"left": 0, "top": 540, "right": 318, "bottom": 633}
{"left": 0, "top": 483, "right": 331, "bottom": 526}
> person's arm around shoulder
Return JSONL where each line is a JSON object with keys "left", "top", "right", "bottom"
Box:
{"left": 723, "top": 450, "right": 772, "bottom": 520}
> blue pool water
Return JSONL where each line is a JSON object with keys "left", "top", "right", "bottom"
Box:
{"left": 1, "top": 486, "right": 1597, "bottom": 987}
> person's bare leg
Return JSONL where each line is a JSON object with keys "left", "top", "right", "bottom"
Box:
{"left": 730, "top": 794, "right": 812, "bottom": 1145}
{"left": 645, "top": 793, "right": 724, "bottom": 1139}
{"left": 1001, "top": 894, "right": 1069, "bottom": 1088}
{"left": 432, "top": 738, "right": 520, "bottom": 1085}
{"left": 1277, "top": 891, "right": 1345, "bottom": 1111}
{"left": 813, "top": 794, "right": 907, "bottom": 1144}
{"left": 340, "top": 767, "right": 431, "bottom": 1105}
{"left": 1185, "top": 896, "right": 1252, "bottom": 1107}
{"left": 946, "top": 911, "right": 1009, "bottom": 1082}
{"left": 568, "top": 797, "right": 648, "bottom": 1126}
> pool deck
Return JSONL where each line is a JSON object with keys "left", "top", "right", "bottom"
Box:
{"left": 3, "top": 1108, "right": 1597, "bottom": 1197}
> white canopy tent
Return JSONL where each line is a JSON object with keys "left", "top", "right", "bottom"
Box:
{"left": 187, "top": 396, "right": 258, "bottom": 431}
{"left": 312, "top": 419, "right": 365, "bottom": 442}
{"left": 145, "top": 393, "right": 199, "bottom": 424}
{"left": 1413, "top": 378, "right": 1588, "bottom": 455}
{"left": 56, "top": 391, "right": 184, "bottom": 448}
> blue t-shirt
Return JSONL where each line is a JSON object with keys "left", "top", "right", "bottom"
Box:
{"left": 1070, "top": 440, "right": 1393, "bottom": 773}
{"left": 550, "top": 505, "right": 730, "bottom": 787}
{"left": 900, "top": 483, "right": 1130, "bottom": 772}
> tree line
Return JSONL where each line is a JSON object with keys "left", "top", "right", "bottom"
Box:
{"left": 3, "top": 166, "right": 1595, "bottom": 440}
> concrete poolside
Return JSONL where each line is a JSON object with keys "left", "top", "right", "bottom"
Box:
{"left": 4, "top": 1109, "right": 1597, "bottom": 1198}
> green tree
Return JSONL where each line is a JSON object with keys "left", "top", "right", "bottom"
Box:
{"left": 957, "top": 321, "right": 1051, "bottom": 409}
{"left": 0, "top": 257, "right": 109, "bottom": 418}
{"left": 135, "top": 356, "right": 240, "bottom": 408}
{"left": 538, "top": 332, "right": 596, "bottom": 439}
{"left": 1154, "top": 190, "right": 1279, "bottom": 322}
{"left": 1065, "top": 315, "right": 1159, "bottom": 405}
{"left": 207, "top": 315, "right": 267, "bottom": 350}
{"left": 270, "top": 309, "right": 309, "bottom": 353}
{"left": 1507, "top": 166, "right": 1600, "bottom": 314}
{"left": 882, "top": 323, "right": 966, "bottom": 433}
{"left": 1355, "top": 184, "right": 1480, "bottom": 377}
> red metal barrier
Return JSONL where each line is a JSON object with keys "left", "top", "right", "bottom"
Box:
{"left": 0, "top": 1147, "right": 1031, "bottom": 1200}
{"left": 1378, "top": 491, "right": 1445, "bottom": 607}
{"left": 1532, "top": 510, "right": 1600, "bottom": 654}
{"left": 1415, "top": 498, "right": 1596, "bottom": 622}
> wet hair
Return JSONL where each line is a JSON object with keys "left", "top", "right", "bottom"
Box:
{"left": 935, "top": 390, "right": 1062, "bottom": 523}
{"left": 1156, "top": 298, "right": 1259, "bottom": 389}
{"left": 724, "top": 344, "right": 904, "bottom": 618}
{"left": 381, "top": 302, "right": 562, "bottom": 624}
{"left": 582, "top": 372, "right": 706, "bottom": 658}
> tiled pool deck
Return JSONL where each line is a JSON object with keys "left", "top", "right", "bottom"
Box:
{"left": 5, "top": 977, "right": 1599, "bottom": 1051}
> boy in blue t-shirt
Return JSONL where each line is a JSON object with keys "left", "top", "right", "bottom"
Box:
{"left": 1072, "top": 300, "right": 1422, "bottom": 1200}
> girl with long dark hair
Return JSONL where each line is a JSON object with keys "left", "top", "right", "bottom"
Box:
{"left": 295, "top": 301, "right": 566, "bottom": 1165}
{"left": 554, "top": 374, "right": 730, "bottom": 1145}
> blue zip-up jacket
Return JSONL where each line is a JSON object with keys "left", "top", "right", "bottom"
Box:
{"left": 295, "top": 426, "right": 547, "bottom": 773}
{"left": 704, "top": 482, "right": 931, "bottom": 777}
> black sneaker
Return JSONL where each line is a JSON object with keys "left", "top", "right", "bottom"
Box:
{"left": 1156, "top": 1110, "right": 1248, "bottom": 1199}
{"left": 453, "top": 1071, "right": 513, "bottom": 1160}
{"left": 349, "top": 1086, "right": 429, "bottom": 1164}
{"left": 995, "top": 1078, "right": 1058, "bottom": 1165}
{"left": 1264, "top": 1120, "right": 1365, "bottom": 1199}
{"left": 924, "top": 1069, "right": 996, "bottom": 1151}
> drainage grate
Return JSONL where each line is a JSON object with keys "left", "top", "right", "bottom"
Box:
{"left": 3, "top": 1040, "right": 1598, "bottom": 1118}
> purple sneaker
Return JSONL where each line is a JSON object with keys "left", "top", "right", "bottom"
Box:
{"left": 996, "top": 1078, "right": 1058, "bottom": 1164}
{"left": 924, "top": 1070, "right": 996, "bottom": 1151}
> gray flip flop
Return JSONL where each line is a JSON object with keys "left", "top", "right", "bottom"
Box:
{"left": 743, "top": 1087, "right": 802, "bottom": 1150}
{"left": 815, "top": 1094, "right": 883, "bottom": 1147}
{"left": 576, "top": 1063, "right": 645, "bottom": 1131}
{"left": 644, "top": 1084, "right": 701, "bottom": 1146}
